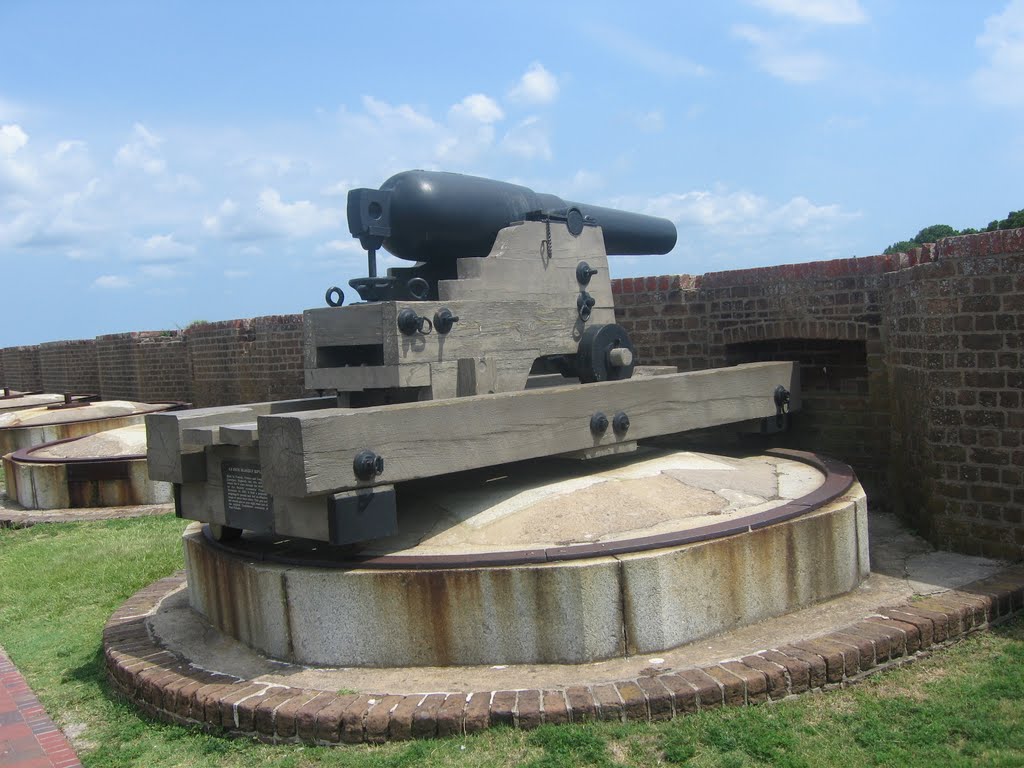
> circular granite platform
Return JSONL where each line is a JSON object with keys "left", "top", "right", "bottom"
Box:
{"left": 184, "top": 448, "right": 869, "bottom": 668}
{"left": 0, "top": 400, "right": 181, "bottom": 456}
{"left": 2, "top": 425, "right": 172, "bottom": 510}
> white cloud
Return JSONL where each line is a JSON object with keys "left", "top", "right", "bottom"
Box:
{"left": 585, "top": 24, "right": 707, "bottom": 78}
{"left": 315, "top": 238, "right": 362, "bottom": 254}
{"left": 567, "top": 169, "right": 605, "bottom": 195}
{"left": 438, "top": 94, "right": 505, "bottom": 162}
{"left": 449, "top": 93, "right": 504, "bottom": 123}
{"left": 133, "top": 233, "right": 196, "bottom": 262}
{"left": 224, "top": 269, "right": 250, "bottom": 279}
{"left": 973, "top": 0, "right": 1024, "bottom": 108}
{"left": 92, "top": 274, "right": 132, "bottom": 289}
{"left": 733, "top": 24, "right": 831, "bottom": 83}
{"left": 748, "top": 0, "right": 867, "bottom": 25}
{"left": 361, "top": 95, "right": 439, "bottom": 133}
{"left": 0, "top": 123, "right": 36, "bottom": 190}
{"left": 258, "top": 188, "right": 338, "bottom": 236}
{"left": 115, "top": 123, "right": 165, "bottom": 174}
{"left": 500, "top": 117, "right": 552, "bottom": 160}
{"left": 635, "top": 187, "right": 858, "bottom": 237}
{"left": 508, "top": 63, "right": 559, "bottom": 105}
{"left": 203, "top": 188, "right": 338, "bottom": 241}
{"left": 322, "top": 178, "right": 356, "bottom": 196}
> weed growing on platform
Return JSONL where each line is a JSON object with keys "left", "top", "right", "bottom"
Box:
{"left": 1, "top": 515, "right": 1023, "bottom": 767}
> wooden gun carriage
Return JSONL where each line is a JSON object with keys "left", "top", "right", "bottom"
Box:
{"left": 147, "top": 171, "right": 799, "bottom": 546}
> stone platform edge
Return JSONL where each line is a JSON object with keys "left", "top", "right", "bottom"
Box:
{"left": 0, "top": 498, "right": 173, "bottom": 528}
{"left": 103, "top": 565, "right": 1024, "bottom": 745}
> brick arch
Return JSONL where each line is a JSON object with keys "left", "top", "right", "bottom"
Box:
{"left": 721, "top": 320, "right": 870, "bottom": 347}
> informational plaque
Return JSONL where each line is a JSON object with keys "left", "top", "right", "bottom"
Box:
{"left": 221, "top": 460, "right": 272, "bottom": 532}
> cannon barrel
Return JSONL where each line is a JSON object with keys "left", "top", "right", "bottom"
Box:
{"left": 348, "top": 170, "right": 677, "bottom": 263}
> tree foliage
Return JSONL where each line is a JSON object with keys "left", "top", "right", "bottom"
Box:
{"left": 883, "top": 208, "right": 1023, "bottom": 254}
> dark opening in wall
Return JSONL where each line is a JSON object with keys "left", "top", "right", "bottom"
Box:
{"left": 726, "top": 339, "right": 868, "bottom": 397}
{"left": 724, "top": 337, "right": 885, "bottom": 500}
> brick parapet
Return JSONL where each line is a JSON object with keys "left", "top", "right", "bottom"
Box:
{"left": 611, "top": 228, "right": 1024, "bottom": 556}
{"left": 38, "top": 338, "right": 100, "bottom": 395}
{"left": 184, "top": 315, "right": 307, "bottom": 407}
{"left": 0, "top": 345, "right": 43, "bottom": 391}
{"left": 96, "top": 331, "right": 190, "bottom": 403}
{"left": 183, "top": 320, "right": 256, "bottom": 407}
{"left": 103, "top": 565, "right": 1024, "bottom": 744}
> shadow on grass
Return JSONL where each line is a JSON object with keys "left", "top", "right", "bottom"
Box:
{"left": 65, "top": 643, "right": 107, "bottom": 691}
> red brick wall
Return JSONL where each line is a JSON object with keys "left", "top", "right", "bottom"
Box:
{"left": 0, "top": 346, "right": 42, "bottom": 392}
{"left": 38, "top": 339, "right": 100, "bottom": 394}
{"left": 886, "top": 231, "right": 1024, "bottom": 559}
{"left": 612, "top": 229, "right": 1023, "bottom": 560}
{"left": 96, "top": 331, "right": 191, "bottom": 403}
{"left": 183, "top": 320, "right": 256, "bottom": 407}
{"left": 251, "top": 314, "right": 309, "bottom": 403}
{"left": 184, "top": 314, "right": 309, "bottom": 407}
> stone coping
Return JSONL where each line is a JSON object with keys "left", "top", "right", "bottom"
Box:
{"left": 104, "top": 565, "right": 1024, "bottom": 744}
{"left": 8, "top": 436, "right": 145, "bottom": 464}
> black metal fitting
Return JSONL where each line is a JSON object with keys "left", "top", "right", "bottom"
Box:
{"left": 398, "top": 308, "right": 432, "bottom": 335}
{"left": 566, "top": 207, "right": 585, "bottom": 236}
{"left": 576, "top": 261, "right": 598, "bottom": 286}
{"left": 774, "top": 385, "right": 791, "bottom": 429}
{"left": 613, "top": 411, "right": 630, "bottom": 434}
{"left": 577, "top": 291, "right": 596, "bottom": 322}
{"left": 325, "top": 286, "right": 345, "bottom": 307}
{"left": 433, "top": 307, "right": 460, "bottom": 334}
{"left": 407, "top": 277, "right": 430, "bottom": 300}
{"left": 590, "top": 412, "right": 609, "bottom": 435}
{"left": 353, "top": 450, "right": 385, "bottom": 480}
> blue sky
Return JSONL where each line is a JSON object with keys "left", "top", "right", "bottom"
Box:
{"left": 1, "top": 0, "right": 1022, "bottom": 346}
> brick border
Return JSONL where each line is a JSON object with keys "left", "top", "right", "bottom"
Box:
{"left": 103, "top": 566, "right": 1024, "bottom": 744}
{"left": 0, "top": 646, "right": 83, "bottom": 767}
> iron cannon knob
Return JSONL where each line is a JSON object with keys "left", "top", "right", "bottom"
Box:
{"left": 433, "top": 308, "right": 460, "bottom": 335}
{"left": 353, "top": 450, "right": 385, "bottom": 480}
{"left": 576, "top": 261, "right": 598, "bottom": 285}
{"left": 613, "top": 412, "right": 630, "bottom": 435}
{"left": 397, "top": 308, "right": 432, "bottom": 336}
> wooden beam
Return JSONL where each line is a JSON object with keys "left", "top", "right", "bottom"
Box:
{"left": 258, "top": 361, "right": 799, "bottom": 498}
{"left": 146, "top": 396, "right": 336, "bottom": 483}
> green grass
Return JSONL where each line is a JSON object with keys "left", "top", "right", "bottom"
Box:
{"left": 2, "top": 515, "right": 1024, "bottom": 767}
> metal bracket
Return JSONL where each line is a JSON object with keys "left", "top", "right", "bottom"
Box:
{"left": 774, "top": 385, "right": 791, "bottom": 429}
{"left": 327, "top": 485, "right": 398, "bottom": 546}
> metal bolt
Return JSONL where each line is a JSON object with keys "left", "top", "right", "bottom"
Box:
{"left": 353, "top": 450, "right": 385, "bottom": 480}
{"left": 607, "top": 347, "right": 634, "bottom": 368}
{"left": 434, "top": 307, "right": 460, "bottom": 334}
{"left": 613, "top": 411, "right": 630, "bottom": 434}
{"left": 576, "top": 260, "right": 598, "bottom": 285}
{"left": 590, "top": 412, "right": 609, "bottom": 435}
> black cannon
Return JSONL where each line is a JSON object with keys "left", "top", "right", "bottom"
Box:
{"left": 342, "top": 170, "right": 677, "bottom": 302}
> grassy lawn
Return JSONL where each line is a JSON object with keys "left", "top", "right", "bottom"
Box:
{"left": 1, "top": 514, "right": 1023, "bottom": 767}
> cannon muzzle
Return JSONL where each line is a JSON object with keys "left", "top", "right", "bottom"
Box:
{"left": 348, "top": 170, "right": 677, "bottom": 264}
